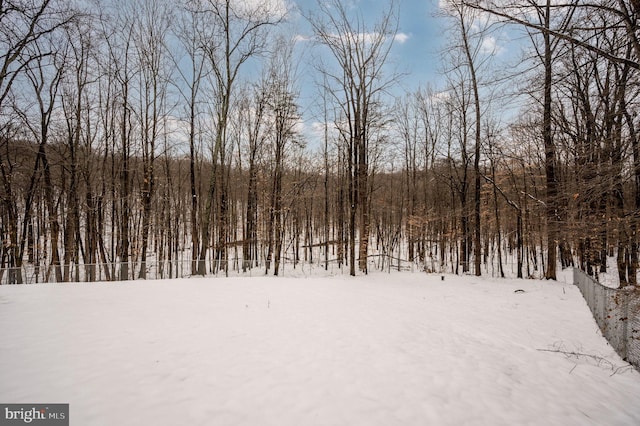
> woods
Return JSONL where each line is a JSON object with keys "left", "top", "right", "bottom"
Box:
{"left": 1, "top": 0, "right": 639, "bottom": 285}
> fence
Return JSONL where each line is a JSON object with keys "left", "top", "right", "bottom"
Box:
{"left": 573, "top": 268, "right": 640, "bottom": 371}
{"left": 0, "top": 256, "right": 392, "bottom": 285}
{"left": 0, "top": 260, "right": 197, "bottom": 285}
{"left": 0, "top": 253, "right": 546, "bottom": 285}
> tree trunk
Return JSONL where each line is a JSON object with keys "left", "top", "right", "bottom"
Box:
{"left": 543, "top": 0, "right": 558, "bottom": 280}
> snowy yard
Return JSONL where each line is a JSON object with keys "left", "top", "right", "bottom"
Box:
{"left": 1, "top": 272, "right": 639, "bottom": 425}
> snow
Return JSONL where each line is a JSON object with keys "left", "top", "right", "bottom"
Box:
{"left": 1, "top": 271, "right": 639, "bottom": 425}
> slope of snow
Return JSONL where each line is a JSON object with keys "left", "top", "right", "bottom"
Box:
{"left": 0, "top": 272, "right": 638, "bottom": 425}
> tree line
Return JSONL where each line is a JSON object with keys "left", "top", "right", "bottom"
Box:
{"left": 0, "top": 0, "right": 638, "bottom": 286}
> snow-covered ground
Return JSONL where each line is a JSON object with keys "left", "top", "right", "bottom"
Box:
{"left": 0, "top": 272, "right": 639, "bottom": 425}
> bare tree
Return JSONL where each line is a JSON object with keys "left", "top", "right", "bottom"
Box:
{"left": 100, "top": 3, "right": 137, "bottom": 281}
{"left": 12, "top": 34, "right": 66, "bottom": 283}
{"left": 263, "top": 38, "right": 301, "bottom": 276}
{"left": 174, "top": 2, "right": 208, "bottom": 275}
{"left": 238, "top": 84, "right": 267, "bottom": 272}
{"left": 195, "top": 0, "right": 284, "bottom": 275}
{"left": 461, "top": 0, "right": 577, "bottom": 279}
{"left": 308, "top": 0, "right": 399, "bottom": 275}
{"left": 441, "top": 0, "right": 498, "bottom": 275}
{"left": 131, "top": 0, "right": 172, "bottom": 279}
{"left": 464, "top": 0, "right": 640, "bottom": 70}
{"left": 0, "top": 0, "right": 74, "bottom": 113}
{"left": 0, "top": 0, "right": 75, "bottom": 283}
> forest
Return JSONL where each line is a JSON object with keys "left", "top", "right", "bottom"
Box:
{"left": 1, "top": 0, "right": 639, "bottom": 286}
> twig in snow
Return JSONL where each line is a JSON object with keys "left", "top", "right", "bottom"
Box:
{"left": 536, "top": 348, "right": 633, "bottom": 375}
{"left": 536, "top": 348, "right": 615, "bottom": 370}
{"left": 610, "top": 365, "right": 634, "bottom": 376}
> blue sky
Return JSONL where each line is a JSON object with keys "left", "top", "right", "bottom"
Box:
{"left": 284, "top": 0, "right": 450, "bottom": 147}
{"left": 282, "top": 0, "right": 527, "bottom": 147}
{"left": 291, "top": 0, "right": 447, "bottom": 91}
{"left": 394, "top": 0, "right": 447, "bottom": 88}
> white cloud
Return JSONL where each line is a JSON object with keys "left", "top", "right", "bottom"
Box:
{"left": 430, "top": 90, "right": 451, "bottom": 104}
{"left": 323, "top": 31, "right": 404, "bottom": 47}
{"left": 438, "top": 0, "right": 453, "bottom": 12}
{"left": 294, "top": 34, "right": 311, "bottom": 43}
{"left": 438, "top": 0, "right": 500, "bottom": 28}
{"left": 480, "top": 35, "right": 505, "bottom": 56}
{"left": 394, "top": 32, "right": 410, "bottom": 44}
{"left": 234, "top": 0, "right": 291, "bottom": 21}
{"left": 343, "top": 32, "right": 381, "bottom": 45}
{"left": 311, "top": 121, "right": 326, "bottom": 134}
{"left": 294, "top": 117, "right": 306, "bottom": 135}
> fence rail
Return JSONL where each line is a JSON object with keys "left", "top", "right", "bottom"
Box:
{"left": 0, "top": 255, "right": 444, "bottom": 285}
{"left": 0, "top": 250, "right": 548, "bottom": 285}
{"left": 0, "top": 256, "right": 403, "bottom": 284}
{"left": 0, "top": 260, "right": 197, "bottom": 284}
{"left": 573, "top": 268, "right": 640, "bottom": 371}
